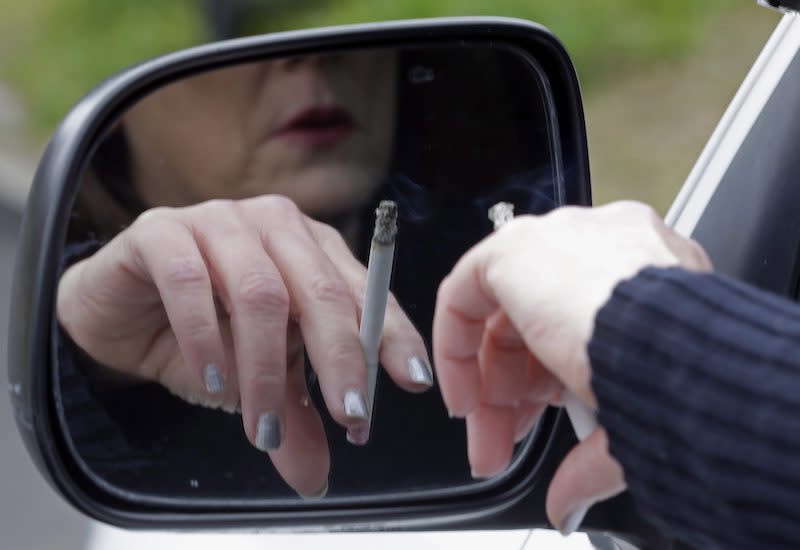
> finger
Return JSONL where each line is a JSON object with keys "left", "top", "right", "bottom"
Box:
{"left": 127, "top": 211, "right": 228, "bottom": 395}
{"left": 265, "top": 324, "right": 330, "bottom": 498}
{"left": 56, "top": 240, "right": 164, "bottom": 365}
{"left": 433, "top": 241, "right": 497, "bottom": 417}
{"left": 156, "top": 318, "right": 242, "bottom": 412}
{"left": 513, "top": 400, "right": 547, "bottom": 443}
{"left": 479, "top": 311, "right": 528, "bottom": 405}
{"left": 309, "top": 220, "right": 434, "bottom": 393}
{"left": 546, "top": 428, "right": 626, "bottom": 535}
{"left": 479, "top": 311, "right": 561, "bottom": 406}
{"left": 466, "top": 403, "right": 516, "bottom": 478}
{"left": 190, "top": 205, "right": 290, "bottom": 451}
{"left": 241, "top": 197, "right": 368, "bottom": 436}
{"left": 654, "top": 220, "right": 713, "bottom": 272}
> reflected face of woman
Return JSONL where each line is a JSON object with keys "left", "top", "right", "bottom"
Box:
{"left": 123, "top": 50, "right": 397, "bottom": 217}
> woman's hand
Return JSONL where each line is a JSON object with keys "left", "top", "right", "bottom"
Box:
{"left": 57, "top": 195, "right": 432, "bottom": 498}
{"left": 432, "top": 202, "right": 712, "bottom": 531}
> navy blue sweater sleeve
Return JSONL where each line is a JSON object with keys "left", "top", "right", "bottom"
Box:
{"left": 588, "top": 266, "right": 800, "bottom": 550}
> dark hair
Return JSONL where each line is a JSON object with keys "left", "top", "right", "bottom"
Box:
{"left": 68, "top": 125, "right": 148, "bottom": 243}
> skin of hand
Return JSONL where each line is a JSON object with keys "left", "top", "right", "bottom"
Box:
{"left": 56, "top": 195, "right": 432, "bottom": 498}
{"left": 432, "top": 201, "right": 713, "bottom": 532}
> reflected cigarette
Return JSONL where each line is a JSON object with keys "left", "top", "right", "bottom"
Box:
{"left": 488, "top": 201, "right": 515, "bottom": 230}
{"left": 360, "top": 200, "right": 398, "bottom": 435}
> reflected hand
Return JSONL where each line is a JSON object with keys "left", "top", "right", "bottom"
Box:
{"left": 432, "top": 202, "right": 712, "bottom": 530}
{"left": 57, "top": 195, "right": 432, "bottom": 498}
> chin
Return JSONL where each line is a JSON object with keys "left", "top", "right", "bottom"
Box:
{"left": 277, "top": 165, "right": 385, "bottom": 216}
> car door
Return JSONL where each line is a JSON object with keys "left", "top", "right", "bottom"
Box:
{"left": 668, "top": 11, "right": 800, "bottom": 296}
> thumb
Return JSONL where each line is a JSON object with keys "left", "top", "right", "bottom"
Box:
{"left": 546, "top": 428, "right": 626, "bottom": 535}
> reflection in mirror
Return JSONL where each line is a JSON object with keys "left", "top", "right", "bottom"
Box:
{"left": 57, "top": 44, "right": 563, "bottom": 504}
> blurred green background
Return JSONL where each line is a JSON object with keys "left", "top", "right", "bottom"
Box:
{"left": 0, "top": 0, "right": 779, "bottom": 212}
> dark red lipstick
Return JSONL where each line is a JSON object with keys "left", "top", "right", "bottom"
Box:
{"left": 272, "top": 106, "right": 356, "bottom": 148}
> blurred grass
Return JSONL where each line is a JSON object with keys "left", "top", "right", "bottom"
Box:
{"left": 586, "top": 5, "right": 778, "bottom": 212}
{"left": 0, "top": 0, "right": 733, "bottom": 138}
{"left": 256, "top": 0, "right": 728, "bottom": 88}
{"left": 0, "top": 0, "right": 202, "bottom": 136}
{"left": 0, "top": 0, "right": 779, "bottom": 213}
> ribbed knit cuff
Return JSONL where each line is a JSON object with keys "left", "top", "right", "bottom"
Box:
{"left": 589, "top": 267, "right": 800, "bottom": 549}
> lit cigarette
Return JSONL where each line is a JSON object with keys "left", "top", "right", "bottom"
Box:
{"left": 360, "top": 200, "right": 398, "bottom": 432}
{"left": 488, "top": 202, "right": 598, "bottom": 442}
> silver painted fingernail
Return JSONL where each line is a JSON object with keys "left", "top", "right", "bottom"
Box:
{"left": 408, "top": 356, "right": 434, "bottom": 386}
{"left": 346, "top": 424, "right": 370, "bottom": 446}
{"left": 560, "top": 504, "right": 589, "bottom": 536}
{"left": 255, "top": 412, "right": 281, "bottom": 450}
{"left": 344, "top": 389, "right": 368, "bottom": 420}
{"left": 301, "top": 480, "right": 329, "bottom": 500}
{"left": 205, "top": 364, "right": 224, "bottom": 393}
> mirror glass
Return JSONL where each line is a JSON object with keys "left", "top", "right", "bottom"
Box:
{"left": 56, "top": 43, "right": 564, "bottom": 505}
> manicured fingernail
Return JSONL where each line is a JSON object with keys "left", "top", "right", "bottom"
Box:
{"left": 560, "top": 504, "right": 589, "bottom": 536}
{"left": 344, "top": 389, "right": 368, "bottom": 420}
{"left": 300, "top": 480, "right": 329, "bottom": 500}
{"left": 255, "top": 412, "right": 281, "bottom": 450}
{"left": 204, "top": 364, "right": 224, "bottom": 393}
{"left": 408, "top": 356, "right": 433, "bottom": 386}
{"left": 346, "top": 424, "right": 370, "bottom": 446}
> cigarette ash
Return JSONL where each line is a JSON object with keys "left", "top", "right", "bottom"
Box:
{"left": 374, "top": 200, "right": 398, "bottom": 244}
{"left": 488, "top": 201, "right": 515, "bottom": 230}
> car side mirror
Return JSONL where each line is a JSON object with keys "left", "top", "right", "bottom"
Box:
{"left": 8, "top": 16, "right": 665, "bottom": 547}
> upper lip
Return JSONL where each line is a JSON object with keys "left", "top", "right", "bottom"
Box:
{"left": 272, "top": 105, "right": 356, "bottom": 137}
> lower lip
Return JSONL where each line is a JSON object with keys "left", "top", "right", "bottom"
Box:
{"left": 274, "top": 125, "right": 355, "bottom": 148}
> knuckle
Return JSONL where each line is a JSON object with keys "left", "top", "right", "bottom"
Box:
{"left": 262, "top": 195, "right": 301, "bottom": 221}
{"left": 202, "top": 198, "right": 235, "bottom": 211}
{"left": 181, "top": 312, "right": 218, "bottom": 345}
{"left": 308, "top": 276, "right": 350, "bottom": 305}
{"left": 548, "top": 206, "right": 579, "bottom": 223}
{"left": 135, "top": 206, "right": 174, "bottom": 225}
{"left": 500, "top": 216, "right": 535, "bottom": 241}
{"left": 322, "top": 340, "right": 363, "bottom": 371}
{"left": 133, "top": 207, "right": 177, "bottom": 236}
{"left": 162, "top": 256, "right": 208, "bottom": 289}
{"left": 315, "top": 221, "right": 349, "bottom": 250}
{"left": 603, "top": 200, "right": 651, "bottom": 220}
{"left": 235, "top": 271, "right": 289, "bottom": 314}
{"left": 626, "top": 201, "right": 659, "bottom": 223}
{"left": 195, "top": 198, "right": 237, "bottom": 221}
{"left": 311, "top": 218, "right": 338, "bottom": 238}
